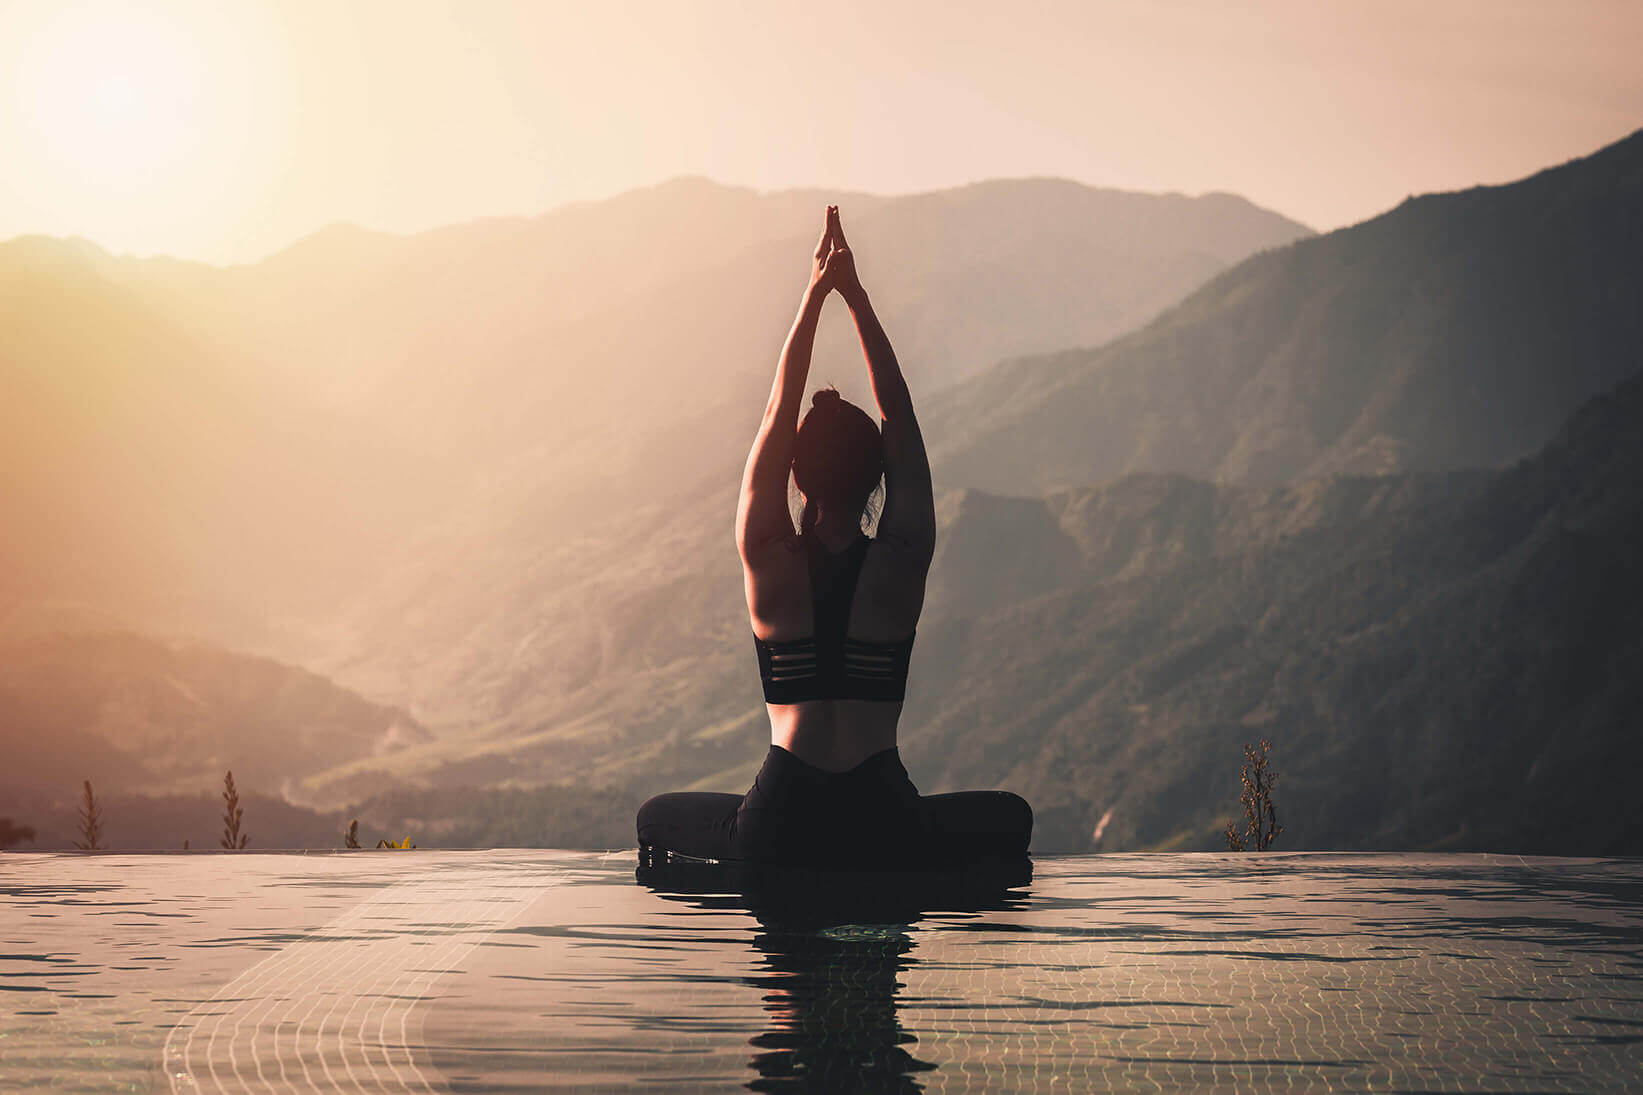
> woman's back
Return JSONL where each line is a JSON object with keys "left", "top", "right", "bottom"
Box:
{"left": 750, "top": 527, "right": 927, "bottom": 770}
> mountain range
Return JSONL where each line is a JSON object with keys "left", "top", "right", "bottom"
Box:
{"left": 0, "top": 631, "right": 429, "bottom": 796}
{"left": 4, "top": 131, "right": 1640, "bottom": 853}
{"left": 306, "top": 132, "right": 1643, "bottom": 843}
{"left": 1, "top": 175, "right": 1307, "bottom": 646}
{"left": 928, "top": 128, "right": 1643, "bottom": 493}
{"left": 909, "top": 368, "right": 1643, "bottom": 853}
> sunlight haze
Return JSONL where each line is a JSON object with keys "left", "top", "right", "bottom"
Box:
{"left": 2, "top": 0, "right": 1640, "bottom": 264}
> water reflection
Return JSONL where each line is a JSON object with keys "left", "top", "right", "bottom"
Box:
{"left": 745, "top": 921, "right": 928, "bottom": 1092}
{"left": 639, "top": 858, "right": 1032, "bottom": 1093}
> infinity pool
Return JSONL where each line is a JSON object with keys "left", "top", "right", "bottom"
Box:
{"left": 2, "top": 851, "right": 1639, "bottom": 1092}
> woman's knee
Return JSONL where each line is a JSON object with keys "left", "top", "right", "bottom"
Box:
{"left": 636, "top": 791, "right": 741, "bottom": 847}
{"left": 923, "top": 790, "right": 1034, "bottom": 837}
{"left": 635, "top": 792, "right": 689, "bottom": 842}
{"left": 996, "top": 791, "right": 1033, "bottom": 838}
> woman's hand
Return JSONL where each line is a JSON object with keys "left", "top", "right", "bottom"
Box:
{"left": 807, "top": 204, "right": 865, "bottom": 302}
{"left": 823, "top": 206, "right": 864, "bottom": 304}
{"left": 808, "top": 205, "right": 840, "bottom": 297}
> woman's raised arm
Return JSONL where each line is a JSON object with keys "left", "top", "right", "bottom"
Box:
{"left": 827, "top": 213, "right": 936, "bottom": 564}
{"left": 736, "top": 206, "right": 844, "bottom": 562}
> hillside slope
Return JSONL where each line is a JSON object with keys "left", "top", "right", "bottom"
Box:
{"left": 907, "top": 371, "right": 1643, "bottom": 854}
{"left": 929, "top": 128, "right": 1643, "bottom": 493}
{"left": 0, "top": 632, "right": 431, "bottom": 798}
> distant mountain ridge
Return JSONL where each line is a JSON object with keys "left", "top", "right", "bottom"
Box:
{"left": 6, "top": 133, "right": 1641, "bottom": 855}
{"left": 0, "top": 631, "right": 431, "bottom": 798}
{"left": 0, "top": 174, "right": 1309, "bottom": 657}
{"left": 923, "top": 470, "right": 1488, "bottom": 627}
{"left": 928, "top": 128, "right": 1643, "bottom": 492}
{"left": 907, "top": 366, "right": 1643, "bottom": 854}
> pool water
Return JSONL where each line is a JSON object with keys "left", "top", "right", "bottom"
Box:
{"left": 2, "top": 851, "right": 1639, "bottom": 1092}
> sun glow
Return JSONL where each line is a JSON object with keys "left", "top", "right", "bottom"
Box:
{"left": 6, "top": 1, "right": 286, "bottom": 258}
{"left": 1, "top": 1, "right": 1639, "bottom": 264}
{"left": 24, "top": 9, "right": 211, "bottom": 189}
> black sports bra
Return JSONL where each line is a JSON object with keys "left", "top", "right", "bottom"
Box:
{"left": 753, "top": 534, "right": 916, "bottom": 704}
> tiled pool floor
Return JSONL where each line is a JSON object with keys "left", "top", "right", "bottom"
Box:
{"left": 2, "top": 851, "right": 1639, "bottom": 1092}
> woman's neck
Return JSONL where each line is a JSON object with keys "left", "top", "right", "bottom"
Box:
{"left": 810, "top": 509, "right": 865, "bottom": 552}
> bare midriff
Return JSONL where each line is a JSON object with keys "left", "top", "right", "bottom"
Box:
{"left": 767, "top": 699, "right": 902, "bottom": 772}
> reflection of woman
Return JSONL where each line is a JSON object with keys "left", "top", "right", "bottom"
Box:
{"left": 746, "top": 923, "right": 931, "bottom": 1093}
{"left": 637, "top": 206, "right": 1031, "bottom": 867}
{"left": 636, "top": 858, "right": 1030, "bottom": 1093}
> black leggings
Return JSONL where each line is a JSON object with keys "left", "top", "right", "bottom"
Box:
{"left": 636, "top": 746, "right": 1032, "bottom": 868}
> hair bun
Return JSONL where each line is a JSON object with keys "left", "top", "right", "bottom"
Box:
{"left": 811, "top": 387, "right": 842, "bottom": 409}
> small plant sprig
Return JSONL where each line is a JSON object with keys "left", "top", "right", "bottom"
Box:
{"left": 220, "top": 770, "right": 249, "bottom": 850}
{"left": 344, "top": 819, "right": 361, "bottom": 849}
{"left": 73, "top": 780, "right": 104, "bottom": 851}
{"left": 1224, "top": 740, "right": 1283, "bottom": 852}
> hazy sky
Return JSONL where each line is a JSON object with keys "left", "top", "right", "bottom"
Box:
{"left": 3, "top": 0, "right": 1640, "bottom": 265}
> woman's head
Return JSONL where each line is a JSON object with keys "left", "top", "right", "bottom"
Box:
{"left": 793, "top": 387, "right": 883, "bottom": 533}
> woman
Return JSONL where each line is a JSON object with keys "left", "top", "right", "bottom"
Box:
{"left": 637, "top": 206, "right": 1032, "bottom": 867}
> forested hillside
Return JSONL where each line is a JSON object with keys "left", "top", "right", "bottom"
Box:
{"left": 928, "top": 128, "right": 1643, "bottom": 493}
{"left": 907, "top": 371, "right": 1643, "bottom": 854}
{"left": 0, "top": 631, "right": 430, "bottom": 796}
